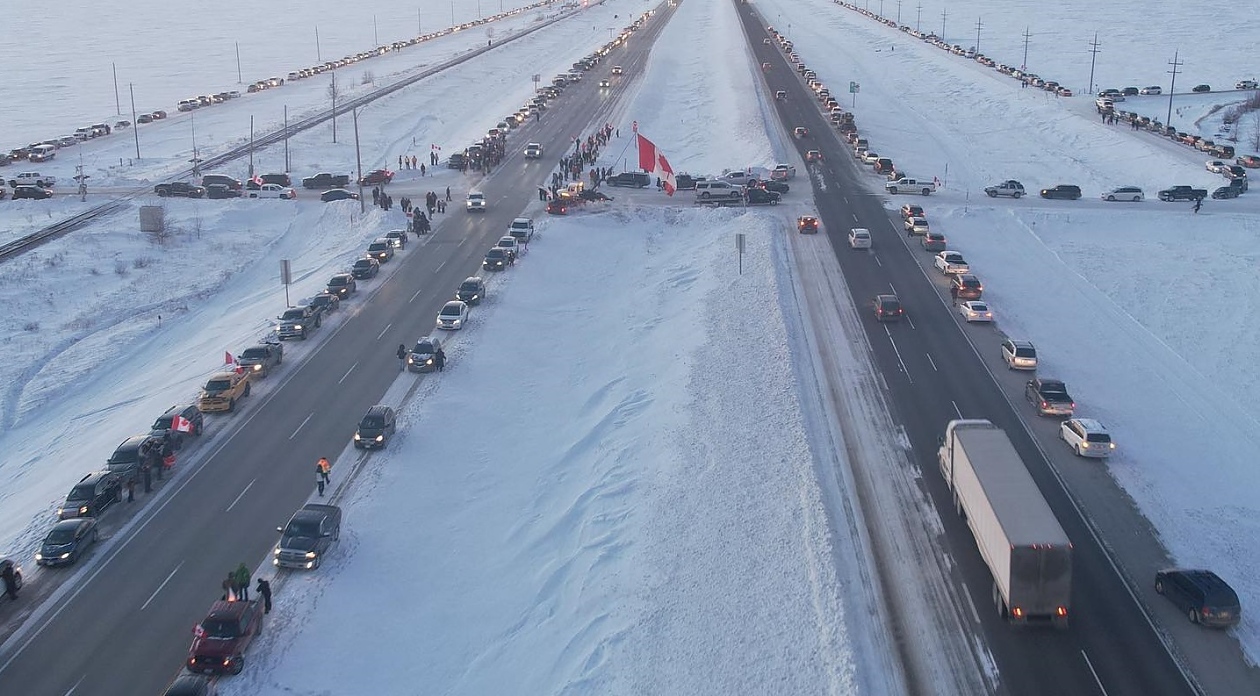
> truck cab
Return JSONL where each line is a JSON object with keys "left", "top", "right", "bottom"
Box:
{"left": 187, "top": 600, "right": 264, "bottom": 674}
{"left": 274, "top": 503, "right": 342, "bottom": 569}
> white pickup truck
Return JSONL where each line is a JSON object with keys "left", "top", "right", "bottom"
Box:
{"left": 8, "top": 172, "right": 56, "bottom": 188}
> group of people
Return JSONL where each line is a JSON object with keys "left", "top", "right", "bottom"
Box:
{"left": 396, "top": 343, "right": 446, "bottom": 371}
{"left": 371, "top": 186, "right": 395, "bottom": 211}
{"left": 397, "top": 154, "right": 428, "bottom": 175}
{"left": 124, "top": 432, "right": 178, "bottom": 502}
{"left": 220, "top": 563, "right": 273, "bottom": 613}
{"left": 555, "top": 123, "right": 616, "bottom": 183}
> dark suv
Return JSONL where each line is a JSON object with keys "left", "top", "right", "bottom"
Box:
{"left": 326, "top": 273, "right": 357, "bottom": 297}
{"left": 874, "top": 294, "right": 903, "bottom": 322}
{"left": 152, "top": 403, "right": 204, "bottom": 447}
{"left": 273, "top": 503, "right": 342, "bottom": 569}
{"left": 106, "top": 434, "right": 161, "bottom": 483}
{"left": 154, "top": 182, "right": 206, "bottom": 198}
{"left": 1039, "top": 184, "right": 1082, "bottom": 200}
{"left": 201, "top": 174, "right": 242, "bottom": 191}
{"left": 353, "top": 405, "right": 396, "bottom": 449}
{"left": 1155, "top": 569, "right": 1241, "bottom": 627}
{"left": 58, "top": 471, "right": 122, "bottom": 520}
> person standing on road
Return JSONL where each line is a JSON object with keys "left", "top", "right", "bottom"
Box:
{"left": 318, "top": 457, "right": 332, "bottom": 485}
{"left": 221, "top": 572, "right": 236, "bottom": 601}
{"left": 397, "top": 344, "right": 408, "bottom": 370}
{"left": 435, "top": 346, "right": 446, "bottom": 372}
{"left": 125, "top": 477, "right": 136, "bottom": 503}
{"left": 445, "top": 186, "right": 451, "bottom": 202}
{"left": 141, "top": 461, "right": 152, "bottom": 493}
{"left": 2, "top": 562, "right": 18, "bottom": 600}
{"left": 234, "top": 563, "right": 251, "bottom": 602}
{"left": 420, "top": 163, "right": 426, "bottom": 177}
{"left": 949, "top": 284, "right": 959, "bottom": 305}
{"left": 316, "top": 470, "right": 326, "bottom": 497}
{"left": 256, "top": 578, "right": 272, "bottom": 614}
{"left": 1193, "top": 198, "right": 1202, "bottom": 214}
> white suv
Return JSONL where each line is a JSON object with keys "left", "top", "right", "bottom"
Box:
{"left": 848, "top": 228, "right": 872, "bottom": 249}
{"left": 1000, "top": 339, "right": 1038, "bottom": 370}
{"left": 1060, "top": 418, "right": 1115, "bottom": 458}
{"left": 694, "top": 180, "right": 742, "bottom": 200}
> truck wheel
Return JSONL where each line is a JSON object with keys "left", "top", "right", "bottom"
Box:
{"left": 228, "top": 398, "right": 236, "bottom": 413}
{"left": 1189, "top": 608, "right": 1200, "bottom": 624}
{"left": 700, "top": 192, "right": 711, "bottom": 199}
{"left": 888, "top": 187, "right": 898, "bottom": 194}
{"left": 244, "top": 383, "right": 251, "bottom": 397}
{"left": 231, "top": 657, "right": 244, "bottom": 675}
{"left": 922, "top": 189, "right": 932, "bottom": 196}
{"left": 1012, "top": 192, "right": 1022, "bottom": 198}
{"left": 157, "top": 189, "right": 169, "bottom": 197}
{"left": 986, "top": 190, "right": 997, "bottom": 198}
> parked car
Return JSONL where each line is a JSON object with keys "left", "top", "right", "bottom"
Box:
{"left": 106, "top": 434, "right": 160, "bottom": 483}
{"left": 384, "top": 230, "right": 408, "bottom": 249}
{"left": 351, "top": 257, "right": 380, "bottom": 279}
{"left": 353, "top": 405, "right": 396, "bottom": 450}
{"left": 934, "top": 251, "right": 970, "bottom": 275}
{"left": 1039, "top": 184, "right": 1082, "bottom": 200}
{"left": 1025, "top": 377, "right": 1075, "bottom": 416}
{"left": 154, "top": 182, "right": 206, "bottom": 198}
{"left": 198, "top": 371, "right": 251, "bottom": 413}
{"left": 436, "top": 300, "right": 470, "bottom": 330}
{"left": 1158, "top": 185, "right": 1207, "bottom": 202}
{"left": 206, "top": 184, "right": 241, "bottom": 199}
{"left": 326, "top": 273, "right": 357, "bottom": 297}
{"left": 1101, "top": 186, "right": 1143, "bottom": 202}
{"left": 455, "top": 276, "right": 486, "bottom": 306}
{"left": 58, "top": 471, "right": 121, "bottom": 520}
{"left": 247, "top": 184, "right": 296, "bottom": 199}
{"left": 1000, "top": 339, "right": 1037, "bottom": 370}
{"left": 186, "top": 600, "right": 265, "bottom": 674}
{"left": 236, "top": 343, "right": 283, "bottom": 378}
{"left": 1060, "top": 418, "right": 1115, "bottom": 458}
{"left": 273, "top": 503, "right": 342, "bottom": 569}
{"left": 320, "top": 188, "right": 359, "bottom": 202}
{"left": 874, "top": 294, "right": 904, "bottom": 322}
{"left": 1192, "top": 84, "right": 1211, "bottom": 93}
{"left": 367, "top": 238, "right": 395, "bottom": 263}
{"left": 900, "top": 204, "right": 924, "bottom": 219}
{"left": 1212, "top": 185, "right": 1241, "bottom": 200}
{"left": 358, "top": 169, "right": 394, "bottom": 185}
{"left": 797, "top": 216, "right": 819, "bottom": 234}
{"left": 35, "top": 518, "right": 99, "bottom": 567}
{"left": 508, "top": 217, "right": 535, "bottom": 244}
{"left": 1154, "top": 569, "right": 1241, "bottom": 628}
{"left": 407, "top": 335, "right": 445, "bottom": 373}
{"left": 12, "top": 185, "right": 52, "bottom": 200}
{"left": 957, "top": 300, "right": 993, "bottom": 323}
{"left": 1139, "top": 86, "right": 1162, "bottom": 95}
{"left": 483, "top": 248, "right": 511, "bottom": 271}
{"left": 921, "top": 232, "right": 947, "bottom": 252}
{"left": 151, "top": 403, "right": 204, "bottom": 446}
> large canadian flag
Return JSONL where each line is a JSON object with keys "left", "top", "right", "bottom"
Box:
{"left": 172, "top": 415, "right": 195, "bottom": 433}
{"left": 636, "top": 133, "right": 677, "bottom": 196}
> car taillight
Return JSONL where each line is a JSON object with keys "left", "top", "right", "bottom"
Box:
{"left": 1056, "top": 606, "right": 1068, "bottom": 617}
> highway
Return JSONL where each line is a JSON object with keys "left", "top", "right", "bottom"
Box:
{"left": 736, "top": 4, "right": 1199, "bottom": 696}
{"left": 0, "top": 4, "right": 676, "bottom": 694}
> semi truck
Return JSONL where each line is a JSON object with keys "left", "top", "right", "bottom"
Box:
{"left": 937, "top": 419, "right": 1072, "bottom": 628}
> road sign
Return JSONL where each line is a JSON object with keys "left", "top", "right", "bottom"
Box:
{"left": 849, "top": 81, "right": 860, "bottom": 93}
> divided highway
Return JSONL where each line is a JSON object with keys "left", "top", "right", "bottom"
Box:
{"left": 0, "top": 4, "right": 677, "bottom": 694}
{"left": 736, "top": 4, "right": 1198, "bottom": 696}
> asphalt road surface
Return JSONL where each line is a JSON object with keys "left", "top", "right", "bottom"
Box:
{"left": 736, "top": 5, "right": 1203, "bottom": 696}
{"left": 0, "top": 4, "right": 677, "bottom": 694}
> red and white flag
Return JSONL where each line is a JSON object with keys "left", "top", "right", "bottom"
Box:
{"left": 636, "top": 133, "right": 676, "bottom": 197}
{"left": 225, "top": 350, "right": 243, "bottom": 374}
{"left": 431, "top": 144, "right": 441, "bottom": 151}
{"left": 172, "top": 415, "right": 194, "bottom": 433}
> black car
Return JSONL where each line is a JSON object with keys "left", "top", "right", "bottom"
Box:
{"left": 321, "top": 188, "right": 359, "bottom": 202}
{"left": 456, "top": 276, "right": 486, "bottom": 306}
{"left": 674, "top": 173, "right": 700, "bottom": 190}
{"left": 201, "top": 174, "right": 241, "bottom": 191}
{"left": 874, "top": 294, "right": 903, "bottom": 322}
{"left": 309, "top": 291, "right": 341, "bottom": 315}
{"left": 35, "top": 518, "right": 98, "bottom": 567}
{"left": 154, "top": 182, "right": 206, "bottom": 198}
{"left": 162, "top": 674, "right": 216, "bottom": 696}
{"left": 274, "top": 503, "right": 342, "bottom": 570}
{"left": 236, "top": 343, "right": 284, "bottom": 378}
{"left": 151, "top": 403, "right": 204, "bottom": 446}
{"left": 744, "top": 187, "right": 781, "bottom": 205}
{"left": 1155, "top": 569, "right": 1240, "bottom": 627}
{"left": 1039, "top": 184, "right": 1082, "bottom": 200}
{"left": 136, "top": 114, "right": 154, "bottom": 124}
{"left": 106, "top": 434, "right": 161, "bottom": 483}
{"left": 13, "top": 186, "right": 52, "bottom": 200}
{"left": 1192, "top": 84, "right": 1211, "bottom": 93}
{"left": 326, "top": 273, "right": 357, "bottom": 296}
{"left": 351, "top": 257, "right": 380, "bottom": 279}
{"left": 607, "top": 171, "right": 651, "bottom": 188}
{"left": 1212, "top": 185, "right": 1240, "bottom": 199}
{"left": 353, "top": 405, "right": 396, "bottom": 449}
{"left": 205, "top": 184, "right": 241, "bottom": 199}
{"left": 483, "top": 248, "right": 510, "bottom": 271}
{"left": 749, "top": 178, "right": 789, "bottom": 194}
{"left": 58, "top": 471, "right": 122, "bottom": 520}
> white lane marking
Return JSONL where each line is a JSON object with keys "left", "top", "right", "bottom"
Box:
{"left": 925, "top": 353, "right": 938, "bottom": 371}
{"left": 410, "top": 288, "right": 423, "bottom": 303}
{"left": 289, "top": 413, "right": 314, "bottom": 440}
{"left": 960, "top": 582, "right": 981, "bottom": 624}
{"left": 885, "top": 330, "right": 913, "bottom": 384}
{"left": 874, "top": 255, "right": 882, "bottom": 267}
{"left": 951, "top": 400, "right": 963, "bottom": 420}
{"left": 1081, "top": 650, "right": 1109, "bottom": 696}
{"left": 435, "top": 260, "right": 446, "bottom": 273}
{"left": 140, "top": 561, "right": 184, "bottom": 611}
{"left": 905, "top": 315, "right": 916, "bottom": 330}
{"left": 458, "top": 234, "right": 468, "bottom": 246}
{"left": 375, "top": 323, "right": 392, "bottom": 340}
{"left": 226, "top": 479, "right": 256, "bottom": 512}
{"left": 337, "top": 363, "right": 358, "bottom": 385}
{"left": 63, "top": 675, "right": 86, "bottom": 696}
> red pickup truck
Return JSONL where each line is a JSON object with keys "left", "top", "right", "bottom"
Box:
{"left": 187, "top": 600, "right": 264, "bottom": 675}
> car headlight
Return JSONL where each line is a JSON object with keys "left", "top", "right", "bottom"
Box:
{"left": 353, "top": 432, "right": 361, "bottom": 440}
{"left": 252, "top": 364, "right": 262, "bottom": 371}
{"left": 293, "top": 324, "right": 302, "bottom": 330}
{"left": 60, "top": 552, "right": 72, "bottom": 559}
{"left": 375, "top": 435, "right": 384, "bottom": 442}
{"left": 34, "top": 553, "right": 43, "bottom": 561}
{"left": 305, "top": 551, "right": 317, "bottom": 559}
{"left": 79, "top": 505, "right": 89, "bottom": 515}
{"left": 56, "top": 508, "right": 65, "bottom": 516}
{"left": 273, "top": 547, "right": 281, "bottom": 556}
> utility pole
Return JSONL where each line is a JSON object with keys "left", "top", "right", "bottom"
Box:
{"left": 352, "top": 108, "right": 366, "bottom": 214}
{"left": 974, "top": 17, "right": 982, "bottom": 53}
{"left": 1166, "top": 50, "right": 1183, "bottom": 127}
{"left": 940, "top": 8, "right": 947, "bottom": 43}
{"left": 331, "top": 71, "right": 338, "bottom": 143}
{"left": 112, "top": 62, "right": 121, "bottom": 115}
{"left": 315, "top": 26, "right": 322, "bottom": 62}
{"left": 248, "top": 115, "right": 255, "bottom": 180}
{"left": 916, "top": 2, "right": 922, "bottom": 32}
{"left": 374, "top": 15, "right": 379, "bottom": 45}
{"left": 129, "top": 83, "right": 141, "bottom": 160}
{"left": 896, "top": 0, "right": 902, "bottom": 25}
{"left": 418, "top": 7, "right": 422, "bottom": 34}
{"left": 451, "top": 1, "right": 455, "bottom": 27}
{"left": 284, "top": 106, "right": 290, "bottom": 172}
{"left": 190, "top": 112, "right": 201, "bottom": 178}
{"left": 1021, "top": 27, "right": 1031, "bottom": 70}
{"left": 879, "top": 0, "right": 884, "bottom": 19}
{"left": 1087, "top": 32, "right": 1102, "bottom": 97}
{"left": 236, "top": 42, "right": 243, "bottom": 83}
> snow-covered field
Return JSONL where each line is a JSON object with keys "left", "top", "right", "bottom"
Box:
{"left": 4, "top": 0, "right": 1260, "bottom": 688}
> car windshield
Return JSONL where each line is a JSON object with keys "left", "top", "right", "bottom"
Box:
{"left": 46, "top": 527, "right": 79, "bottom": 544}
{"left": 486, "top": 250, "right": 504, "bottom": 258}
{"left": 1085, "top": 433, "right": 1111, "bottom": 443}
{"left": 459, "top": 282, "right": 480, "bottom": 293}
{"left": 369, "top": 243, "right": 387, "bottom": 251}
{"left": 67, "top": 485, "right": 95, "bottom": 502}
{"left": 240, "top": 348, "right": 267, "bottom": 359}
{"left": 360, "top": 416, "right": 384, "bottom": 428}
{"left": 441, "top": 305, "right": 462, "bottom": 316}
{"left": 284, "top": 520, "right": 321, "bottom": 538}
{"left": 414, "top": 341, "right": 436, "bottom": 353}
{"left": 354, "top": 260, "right": 371, "bottom": 268}
{"left": 152, "top": 416, "right": 173, "bottom": 430}
{"left": 205, "top": 379, "right": 231, "bottom": 392}
{"left": 971, "top": 304, "right": 988, "bottom": 311}
{"left": 469, "top": 194, "right": 484, "bottom": 200}
{"left": 200, "top": 618, "right": 241, "bottom": 639}
{"left": 281, "top": 310, "right": 305, "bottom": 320}
{"left": 329, "top": 277, "right": 348, "bottom": 286}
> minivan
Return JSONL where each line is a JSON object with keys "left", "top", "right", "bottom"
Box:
{"left": 28, "top": 145, "right": 57, "bottom": 162}
{"left": 1155, "top": 569, "right": 1241, "bottom": 628}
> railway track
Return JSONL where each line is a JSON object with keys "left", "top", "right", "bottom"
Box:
{"left": 0, "top": 3, "right": 585, "bottom": 264}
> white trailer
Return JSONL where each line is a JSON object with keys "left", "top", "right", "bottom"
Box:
{"left": 938, "top": 419, "right": 1072, "bottom": 628}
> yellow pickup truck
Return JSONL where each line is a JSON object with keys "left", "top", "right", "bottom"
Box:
{"left": 197, "top": 371, "right": 251, "bottom": 413}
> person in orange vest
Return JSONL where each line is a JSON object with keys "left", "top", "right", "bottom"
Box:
{"left": 317, "top": 457, "right": 332, "bottom": 485}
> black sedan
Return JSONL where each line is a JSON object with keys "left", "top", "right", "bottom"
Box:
{"left": 1212, "top": 185, "right": 1240, "bottom": 200}
{"left": 744, "top": 188, "right": 781, "bottom": 206}
{"left": 321, "top": 188, "right": 360, "bottom": 202}
{"left": 36, "top": 518, "right": 99, "bottom": 567}
{"left": 309, "top": 291, "right": 341, "bottom": 314}
{"left": 748, "top": 178, "right": 789, "bottom": 194}
{"left": 351, "top": 257, "right": 379, "bottom": 279}
{"left": 13, "top": 186, "right": 52, "bottom": 200}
